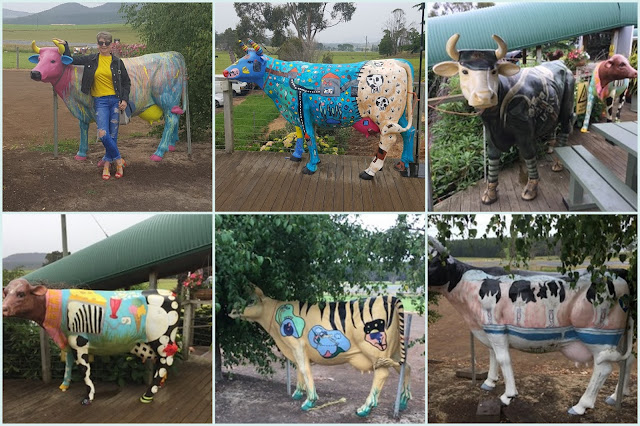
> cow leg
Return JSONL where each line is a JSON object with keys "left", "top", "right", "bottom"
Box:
{"left": 300, "top": 98, "right": 320, "bottom": 175}
{"left": 357, "top": 366, "right": 390, "bottom": 416}
{"left": 69, "top": 336, "right": 94, "bottom": 405}
{"left": 482, "top": 143, "right": 501, "bottom": 204}
{"left": 140, "top": 356, "right": 168, "bottom": 403}
{"left": 291, "top": 367, "right": 306, "bottom": 400}
{"left": 605, "top": 353, "right": 635, "bottom": 405}
{"left": 481, "top": 347, "right": 500, "bottom": 391}
{"left": 605, "top": 96, "right": 615, "bottom": 122}
{"left": 553, "top": 74, "right": 575, "bottom": 171}
{"left": 290, "top": 126, "right": 305, "bottom": 162}
{"left": 360, "top": 131, "right": 398, "bottom": 180}
{"left": 59, "top": 350, "right": 74, "bottom": 391}
{"left": 398, "top": 112, "right": 415, "bottom": 170}
{"left": 151, "top": 110, "right": 179, "bottom": 161}
{"left": 521, "top": 157, "right": 539, "bottom": 200}
{"left": 292, "top": 350, "right": 318, "bottom": 410}
{"left": 569, "top": 356, "right": 614, "bottom": 415}
{"left": 75, "top": 120, "right": 90, "bottom": 160}
{"left": 581, "top": 78, "right": 597, "bottom": 132}
{"left": 615, "top": 92, "right": 626, "bottom": 122}
{"left": 486, "top": 334, "right": 518, "bottom": 405}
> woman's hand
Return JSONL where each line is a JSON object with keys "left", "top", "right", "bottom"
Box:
{"left": 119, "top": 100, "right": 127, "bottom": 111}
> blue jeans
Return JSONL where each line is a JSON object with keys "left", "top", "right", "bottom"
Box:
{"left": 94, "top": 95, "right": 121, "bottom": 162}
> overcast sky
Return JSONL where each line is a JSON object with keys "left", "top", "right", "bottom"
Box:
{"left": 215, "top": 2, "right": 422, "bottom": 44}
{"left": 3, "top": 2, "right": 105, "bottom": 13}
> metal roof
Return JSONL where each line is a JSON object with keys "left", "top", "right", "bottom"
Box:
{"left": 428, "top": 2, "right": 638, "bottom": 65}
{"left": 23, "top": 214, "right": 212, "bottom": 290}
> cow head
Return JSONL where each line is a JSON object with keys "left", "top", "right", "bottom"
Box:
{"left": 432, "top": 34, "right": 521, "bottom": 109}
{"left": 29, "top": 39, "right": 73, "bottom": 84}
{"left": 598, "top": 54, "right": 638, "bottom": 85}
{"left": 228, "top": 285, "right": 266, "bottom": 321}
{"left": 428, "top": 236, "right": 456, "bottom": 288}
{"left": 222, "top": 39, "right": 267, "bottom": 88}
{"left": 2, "top": 279, "right": 48, "bottom": 323}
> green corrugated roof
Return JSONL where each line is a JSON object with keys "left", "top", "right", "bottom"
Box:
{"left": 429, "top": 2, "right": 638, "bottom": 65}
{"left": 23, "top": 214, "right": 212, "bottom": 290}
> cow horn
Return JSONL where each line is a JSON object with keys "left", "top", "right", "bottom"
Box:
{"left": 493, "top": 34, "right": 507, "bottom": 60}
{"left": 52, "top": 39, "right": 65, "bottom": 55}
{"left": 31, "top": 40, "right": 40, "bottom": 54}
{"left": 445, "top": 34, "right": 460, "bottom": 61}
{"left": 238, "top": 39, "right": 248, "bottom": 52}
{"left": 248, "top": 39, "right": 263, "bottom": 56}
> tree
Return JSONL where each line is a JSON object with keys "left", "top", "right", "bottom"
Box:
{"left": 120, "top": 3, "right": 212, "bottom": 139}
{"left": 3, "top": 267, "right": 26, "bottom": 286}
{"left": 384, "top": 8, "right": 408, "bottom": 55}
{"left": 234, "top": 2, "right": 356, "bottom": 62}
{"left": 215, "top": 214, "right": 424, "bottom": 380}
{"left": 428, "top": 215, "right": 637, "bottom": 336}
{"left": 429, "top": 2, "right": 495, "bottom": 17}
{"left": 43, "top": 251, "right": 66, "bottom": 266}
{"left": 378, "top": 30, "right": 393, "bottom": 56}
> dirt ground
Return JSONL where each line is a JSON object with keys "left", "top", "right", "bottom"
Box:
{"left": 3, "top": 69, "right": 212, "bottom": 211}
{"left": 215, "top": 315, "right": 425, "bottom": 424}
{"left": 428, "top": 301, "right": 637, "bottom": 423}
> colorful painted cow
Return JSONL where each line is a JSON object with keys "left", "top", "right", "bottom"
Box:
{"left": 2, "top": 279, "right": 180, "bottom": 405}
{"left": 428, "top": 237, "right": 634, "bottom": 415}
{"left": 29, "top": 39, "right": 188, "bottom": 161}
{"left": 229, "top": 286, "right": 411, "bottom": 417}
{"left": 581, "top": 54, "right": 638, "bottom": 132}
{"left": 223, "top": 40, "right": 416, "bottom": 179}
{"left": 432, "top": 34, "right": 575, "bottom": 204}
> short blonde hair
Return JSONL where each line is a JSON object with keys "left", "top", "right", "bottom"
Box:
{"left": 96, "top": 32, "right": 113, "bottom": 43}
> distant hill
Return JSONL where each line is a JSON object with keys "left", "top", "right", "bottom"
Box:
{"left": 3, "top": 9, "right": 32, "bottom": 19}
{"left": 3, "top": 3, "right": 125, "bottom": 25}
{"left": 3, "top": 253, "right": 47, "bottom": 270}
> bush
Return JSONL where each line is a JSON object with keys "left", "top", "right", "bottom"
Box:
{"left": 321, "top": 52, "right": 333, "bottom": 64}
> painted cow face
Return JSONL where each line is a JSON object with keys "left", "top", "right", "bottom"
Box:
{"left": 432, "top": 34, "right": 521, "bottom": 108}
{"left": 229, "top": 286, "right": 265, "bottom": 321}
{"left": 222, "top": 39, "right": 268, "bottom": 88}
{"left": 600, "top": 54, "right": 638, "bottom": 82}
{"left": 29, "top": 40, "right": 73, "bottom": 84}
{"left": 375, "top": 97, "right": 390, "bottom": 111}
{"left": 366, "top": 74, "right": 384, "bottom": 93}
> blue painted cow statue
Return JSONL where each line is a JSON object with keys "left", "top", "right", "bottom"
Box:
{"left": 433, "top": 34, "right": 575, "bottom": 205}
{"left": 2, "top": 279, "right": 180, "bottom": 405}
{"left": 223, "top": 39, "right": 416, "bottom": 180}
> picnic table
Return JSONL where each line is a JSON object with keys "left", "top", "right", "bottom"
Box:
{"left": 591, "top": 121, "right": 637, "bottom": 191}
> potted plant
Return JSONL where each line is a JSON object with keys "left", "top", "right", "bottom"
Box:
{"left": 564, "top": 48, "right": 589, "bottom": 73}
{"left": 182, "top": 271, "right": 212, "bottom": 300}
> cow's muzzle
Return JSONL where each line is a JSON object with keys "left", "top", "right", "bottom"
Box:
{"left": 222, "top": 69, "right": 229, "bottom": 78}
{"left": 30, "top": 70, "right": 42, "bottom": 81}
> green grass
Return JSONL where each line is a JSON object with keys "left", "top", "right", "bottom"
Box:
{"left": 4, "top": 24, "right": 140, "bottom": 44}
{"left": 214, "top": 92, "right": 280, "bottom": 150}
{"left": 30, "top": 138, "right": 80, "bottom": 154}
{"left": 215, "top": 49, "right": 425, "bottom": 81}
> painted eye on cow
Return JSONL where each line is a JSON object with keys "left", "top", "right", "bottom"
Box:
{"left": 491, "top": 69, "right": 497, "bottom": 75}
{"left": 51, "top": 60, "right": 56, "bottom": 64}
{"left": 17, "top": 291, "right": 25, "bottom": 298}
{"left": 461, "top": 69, "right": 469, "bottom": 75}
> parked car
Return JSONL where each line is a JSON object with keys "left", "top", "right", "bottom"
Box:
{"left": 215, "top": 92, "right": 224, "bottom": 108}
{"left": 214, "top": 75, "right": 249, "bottom": 96}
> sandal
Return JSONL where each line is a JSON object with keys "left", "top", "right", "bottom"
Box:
{"left": 102, "top": 166, "right": 111, "bottom": 180}
{"left": 115, "top": 159, "right": 124, "bottom": 179}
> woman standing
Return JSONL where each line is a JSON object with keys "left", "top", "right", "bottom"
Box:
{"left": 60, "top": 32, "right": 130, "bottom": 180}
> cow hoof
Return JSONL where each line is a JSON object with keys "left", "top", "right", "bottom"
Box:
{"left": 356, "top": 406, "right": 372, "bottom": 417}
{"left": 74, "top": 155, "right": 87, "bottom": 161}
{"left": 291, "top": 389, "right": 304, "bottom": 400}
{"left": 168, "top": 146, "right": 176, "bottom": 152}
{"left": 580, "top": 128, "right": 589, "bottom": 133}
{"left": 59, "top": 383, "right": 69, "bottom": 392}
{"left": 359, "top": 171, "right": 374, "bottom": 180}
{"left": 302, "top": 166, "right": 315, "bottom": 175}
{"left": 552, "top": 162, "right": 564, "bottom": 172}
{"left": 568, "top": 407, "right": 584, "bottom": 415}
{"left": 290, "top": 156, "right": 302, "bottom": 162}
{"left": 81, "top": 398, "right": 91, "bottom": 406}
{"left": 150, "top": 154, "right": 163, "bottom": 162}
{"left": 301, "top": 399, "right": 316, "bottom": 411}
{"left": 480, "top": 383, "right": 495, "bottom": 391}
{"left": 521, "top": 179, "right": 539, "bottom": 201}
{"left": 605, "top": 396, "right": 616, "bottom": 406}
{"left": 140, "top": 395, "right": 154, "bottom": 404}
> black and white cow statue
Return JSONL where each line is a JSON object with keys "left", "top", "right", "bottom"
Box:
{"left": 428, "top": 237, "right": 634, "bottom": 415}
{"left": 433, "top": 34, "right": 576, "bottom": 205}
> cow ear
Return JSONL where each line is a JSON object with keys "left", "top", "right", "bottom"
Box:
{"left": 253, "top": 286, "right": 265, "bottom": 298}
{"left": 432, "top": 61, "right": 459, "bottom": 77}
{"left": 498, "top": 62, "right": 520, "bottom": 77}
{"left": 61, "top": 55, "right": 73, "bottom": 65}
{"left": 28, "top": 54, "right": 40, "bottom": 64}
{"left": 31, "top": 285, "right": 48, "bottom": 296}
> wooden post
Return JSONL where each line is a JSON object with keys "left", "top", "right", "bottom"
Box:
{"left": 536, "top": 46, "right": 542, "bottom": 64}
{"left": 185, "top": 80, "right": 192, "bottom": 159}
{"left": 183, "top": 296, "right": 193, "bottom": 361}
{"left": 148, "top": 270, "right": 158, "bottom": 289}
{"left": 222, "top": 79, "right": 234, "bottom": 153}
{"left": 286, "top": 359, "right": 292, "bottom": 396}
{"left": 393, "top": 314, "right": 412, "bottom": 418}
{"left": 16, "top": 47, "right": 19, "bottom": 69}
{"left": 40, "top": 329, "right": 52, "bottom": 384}
{"left": 53, "top": 88, "right": 59, "bottom": 158}
{"left": 470, "top": 332, "right": 476, "bottom": 386}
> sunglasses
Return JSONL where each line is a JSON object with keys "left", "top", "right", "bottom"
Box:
{"left": 98, "top": 41, "right": 111, "bottom": 46}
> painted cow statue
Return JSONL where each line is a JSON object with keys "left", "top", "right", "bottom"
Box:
{"left": 2, "top": 279, "right": 180, "bottom": 405}
{"left": 433, "top": 34, "right": 575, "bottom": 204}
{"left": 581, "top": 54, "right": 638, "bottom": 132}
{"left": 229, "top": 286, "right": 411, "bottom": 417}
{"left": 223, "top": 39, "right": 416, "bottom": 180}
{"left": 29, "top": 39, "right": 188, "bottom": 161}
{"left": 428, "top": 237, "right": 634, "bottom": 415}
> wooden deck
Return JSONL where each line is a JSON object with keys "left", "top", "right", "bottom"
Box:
{"left": 433, "top": 107, "right": 637, "bottom": 212}
{"left": 216, "top": 151, "right": 426, "bottom": 212}
{"left": 2, "top": 358, "right": 212, "bottom": 423}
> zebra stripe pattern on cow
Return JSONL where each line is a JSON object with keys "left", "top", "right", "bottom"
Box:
{"left": 67, "top": 302, "right": 105, "bottom": 334}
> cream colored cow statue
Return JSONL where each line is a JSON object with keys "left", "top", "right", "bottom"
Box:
{"left": 230, "top": 286, "right": 411, "bottom": 417}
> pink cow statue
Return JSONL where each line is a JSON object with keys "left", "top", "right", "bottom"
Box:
{"left": 428, "top": 237, "right": 634, "bottom": 415}
{"left": 29, "top": 39, "right": 189, "bottom": 161}
{"left": 581, "top": 54, "right": 638, "bottom": 132}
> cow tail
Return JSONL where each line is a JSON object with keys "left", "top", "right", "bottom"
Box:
{"left": 397, "top": 60, "right": 414, "bottom": 133}
{"left": 396, "top": 297, "right": 406, "bottom": 365}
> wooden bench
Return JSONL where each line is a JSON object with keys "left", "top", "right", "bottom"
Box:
{"left": 555, "top": 145, "right": 637, "bottom": 212}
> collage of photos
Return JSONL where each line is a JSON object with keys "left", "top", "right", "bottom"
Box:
{"left": 0, "top": 1, "right": 637, "bottom": 425}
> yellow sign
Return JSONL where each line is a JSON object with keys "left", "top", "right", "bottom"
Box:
{"left": 576, "top": 82, "right": 588, "bottom": 114}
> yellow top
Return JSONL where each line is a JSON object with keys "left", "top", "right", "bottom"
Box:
{"left": 91, "top": 54, "right": 116, "bottom": 97}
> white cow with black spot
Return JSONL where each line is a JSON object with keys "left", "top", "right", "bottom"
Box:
{"left": 2, "top": 279, "right": 181, "bottom": 405}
